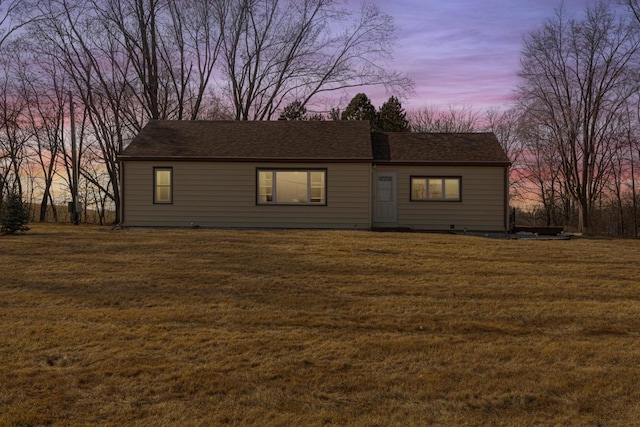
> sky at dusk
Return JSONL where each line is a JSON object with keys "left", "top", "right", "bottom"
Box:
{"left": 351, "top": 0, "right": 609, "bottom": 112}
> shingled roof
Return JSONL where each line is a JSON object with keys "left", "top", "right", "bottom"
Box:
{"left": 120, "top": 120, "right": 373, "bottom": 161}
{"left": 372, "top": 132, "right": 510, "bottom": 166}
{"left": 120, "top": 121, "right": 510, "bottom": 166}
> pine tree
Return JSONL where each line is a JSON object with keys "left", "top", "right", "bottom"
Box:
{"left": 281, "top": 100, "right": 307, "bottom": 120}
{"left": 0, "top": 192, "right": 29, "bottom": 235}
{"left": 377, "top": 96, "right": 410, "bottom": 132}
{"left": 341, "top": 93, "right": 379, "bottom": 131}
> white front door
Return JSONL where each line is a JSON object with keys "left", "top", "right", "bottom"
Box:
{"left": 374, "top": 172, "right": 397, "bottom": 223}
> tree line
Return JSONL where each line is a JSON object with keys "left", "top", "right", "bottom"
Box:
{"left": 1, "top": 0, "right": 640, "bottom": 236}
{"left": 0, "top": 0, "right": 411, "bottom": 224}
{"left": 403, "top": 1, "right": 640, "bottom": 238}
{"left": 517, "top": 1, "right": 640, "bottom": 236}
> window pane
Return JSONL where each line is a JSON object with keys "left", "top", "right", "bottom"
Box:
{"left": 445, "top": 179, "right": 460, "bottom": 199}
{"left": 412, "top": 178, "right": 426, "bottom": 199}
{"left": 156, "top": 170, "right": 171, "bottom": 186}
{"left": 428, "top": 179, "right": 443, "bottom": 199}
{"left": 258, "top": 171, "right": 273, "bottom": 202}
{"left": 276, "top": 171, "right": 308, "bottom": 203}
{"left": 310, "top": 187, "right": 324, "bottom": 203}
{"left": 310, "top": 171, "right": 325, "bottom": 203}
{"left": 259, "top": 171, "right": 273, "bottom": 185}
{"left": 310, "top": 171, "right": 323, "bottom": 184}
{"left": 156, "top": 186, "right": 170, "bottom": 202}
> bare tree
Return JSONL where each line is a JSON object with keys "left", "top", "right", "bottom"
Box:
{"left": 12, "top": 0, "right": 409, "bottom": 223}
{"left": 28, "top": 0, "right": 129, "bottom": 222}
{"left": 623, "top": 0, "right": 640, "bottom": 21}
{"left": 518, "top": 2, "right": 640, "bottom": 234}
{"left": 218, "top": 0, "right": 412, "bottom": 120}
{"left": 0, "top": 47, "right": 31, "bottom": 200}
{"left": 0, "top": 0, "right": 37, "bottom": 202}
{"left": 484, "top": 108, "right": 523, "bottom": 165}
{"left": 519, "top": 123, "right": 572, "bottom": 227}
{"left": 482, "top": 108, "right": 526, "bottom": 203}
{"left": 16, "top": 47, "right": 68, "bottom": 221}
{"left": 631, "top": 99, "right": 640, "bottom": 236}
{"left": 92, "top": 0, "right": 221, "bottom": 122}
{"left": 23, "top": 0, "right": 226, "bottom": 222}
{"left": 0, "top": 0, "right": 33, "bottom": 49}
{"left": 162, "top": 0, "right": 223, "bottom": 120}
{"left": 614, "top": 95, "right": 640, "bottom": 237}
{"left": 409, "top": 105, "right": 480, "bottom": 133}
{"left": 95, "top": 0, "right": 163, "bottom": 120}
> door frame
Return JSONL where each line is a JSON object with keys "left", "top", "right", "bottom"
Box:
{"left": 373, "top": 171, "right": 398, "bottom": 224}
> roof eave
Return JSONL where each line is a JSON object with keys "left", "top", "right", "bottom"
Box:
{"left": 118, "top": 155, "right": 374, "bottom": 163}
{"left": 373, "top": 160, "right": 511, "bottom": 167}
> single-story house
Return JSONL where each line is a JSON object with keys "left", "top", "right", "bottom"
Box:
{"left": 118, "top": 120, "right": 510, "bottom": 231}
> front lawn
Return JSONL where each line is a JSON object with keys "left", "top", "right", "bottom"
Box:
{"left": 1, "top": 224, "right": 639, "bottom": 425}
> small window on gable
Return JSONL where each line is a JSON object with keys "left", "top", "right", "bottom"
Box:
{"left": 411, "top": 176, "right": 460, "bottom": 201}
{"left": 154, "top": 167, "right": 173, "bottom": 204}
{"left": 257, "top": 169, "right": 326, "bottom": 205}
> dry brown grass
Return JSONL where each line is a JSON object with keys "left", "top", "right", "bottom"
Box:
{"left": 1, "top": 224, "right": 640, "bottom": 426}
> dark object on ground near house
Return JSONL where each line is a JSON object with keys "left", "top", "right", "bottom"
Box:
{"left": 511, "top": 226, "right": 564, "bottom": 236}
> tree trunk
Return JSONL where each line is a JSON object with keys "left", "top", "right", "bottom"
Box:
{"left": 39, "top": 186, "right": 50, "bottom": 222}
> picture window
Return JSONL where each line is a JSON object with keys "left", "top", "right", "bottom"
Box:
{"left": 411, "top": 177, "right": 460, "bottom": 201}
{"left": 257, "top": 169, "right": 326, "bottom": 205}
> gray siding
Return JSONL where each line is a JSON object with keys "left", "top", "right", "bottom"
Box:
{"left": 374, "top": 165, "right": 507, "bottom": 231}
{"left": 122, "top": 161, "right": 371, "bottom": 229}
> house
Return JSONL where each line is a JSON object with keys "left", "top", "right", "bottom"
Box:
{"left": 118, "top": 120, "right": 510, "bottom": 231}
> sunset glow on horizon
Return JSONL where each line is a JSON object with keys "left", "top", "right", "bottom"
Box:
{"left": 342, "top": 0, "right": 611, "bottom": 112}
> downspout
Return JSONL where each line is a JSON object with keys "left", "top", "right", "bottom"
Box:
{"left": 504, "top": 165, "right": 509, "bottom": 233}
{"left": 119, "top": 160, "right": 125, "bottom": 226}
{"left": 370, "top": 163, "right": 375, "bottom": 230}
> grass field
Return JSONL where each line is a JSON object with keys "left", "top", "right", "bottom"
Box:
{"left": 1, "top": 224, "right": 640, "bottom": 426}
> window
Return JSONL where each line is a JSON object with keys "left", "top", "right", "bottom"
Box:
{"left": 154, "top": 167, "right": 173, "bottom": 204}
{"left": 257, "top": 169, "right": 326, "bottom": 205}
{"left": 411, "top": 177, "right": 460, "bottom": 201}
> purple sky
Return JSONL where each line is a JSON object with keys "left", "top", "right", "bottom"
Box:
{"left": 346, "top": 0, "right": 601, "bottom": 112}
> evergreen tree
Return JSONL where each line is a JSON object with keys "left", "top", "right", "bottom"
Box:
{"left": 282, "top": 100, "right": 307, "bottom": 120}
{"left": 341, "top": 93, "right": 379, "bottom": 131}
{"left": 280, "top": 100, "right": 326, "bottom": 121}
{"left": 329, "top": 107, "right": 341, "bottom": 121}
{"left": 0, "top": 192, "right": 29, "bottom": 235}
{"left": 306, "top": 113, "right": 325, "bottom": 121}
{"left": 377, "top": 96, "right": 410, "bottom": 132}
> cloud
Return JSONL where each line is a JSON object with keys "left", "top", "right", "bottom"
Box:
{"left": 344, "top": 0, "right": 600, "bottom": 111}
